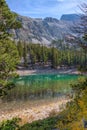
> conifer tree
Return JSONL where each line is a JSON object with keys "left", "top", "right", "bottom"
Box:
{"left": 0, "top": 0, "right": 21, "bottom": 96}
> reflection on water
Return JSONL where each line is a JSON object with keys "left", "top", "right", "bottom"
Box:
{"left": 2, "top": 74, "right": 79, "bottom": 102}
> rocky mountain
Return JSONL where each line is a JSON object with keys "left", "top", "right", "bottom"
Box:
{"left": 11, "top": 14, "right": 79, "bottom": 44}
{"left": 60, "top": 14, "right": 81, "bottom": 22}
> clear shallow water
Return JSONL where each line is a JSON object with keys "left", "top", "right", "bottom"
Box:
{"left": 3, "top": 74, "right": 81, "bottom": 102}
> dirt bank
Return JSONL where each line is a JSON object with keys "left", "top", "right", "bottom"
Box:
{"left": 0, "top": 98, "right": 70, "bottom": 124}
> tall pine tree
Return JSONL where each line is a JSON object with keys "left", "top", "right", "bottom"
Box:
{"left": 0, "top": 0, "right": 21, "bottom": 96}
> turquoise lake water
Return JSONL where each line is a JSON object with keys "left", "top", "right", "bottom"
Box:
{"left": 3, "top": 74, "right": 82, "bottom": 102}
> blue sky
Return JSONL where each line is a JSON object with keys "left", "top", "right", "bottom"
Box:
{"left": 6, "top": 0, "right": 84, "bottom": 19}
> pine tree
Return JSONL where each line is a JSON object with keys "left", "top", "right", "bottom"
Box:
{"left": 23, "top": 42, "right": 28, "bottom": 67}
{"left": 17, "top": 41, "right": 23, "bottom": 58}
{"left": 0, "top": 0, "right": 21, "bottom": 96}
{"left": 0, "top": 0, "right": 21, "bottom": 39}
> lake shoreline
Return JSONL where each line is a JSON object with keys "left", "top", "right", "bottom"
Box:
{"left": 0, "top": 68, "right": 86, "bottom": 124}
{"left": 0, "top": 97, "right": 70, "bottom": 124}
{"left": 17, "top": 68, "right": 82, "bottom": 76}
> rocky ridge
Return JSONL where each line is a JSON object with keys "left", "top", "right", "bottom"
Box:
{"left": 11, "top": 14, "right": 80, "bottom": 44}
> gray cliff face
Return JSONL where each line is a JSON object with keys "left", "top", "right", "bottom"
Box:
{"left": 11, "top": 14, "right": 79, "bottom": 44}
{"left": 60, "top": 14, "right": 81, "bottom": 22}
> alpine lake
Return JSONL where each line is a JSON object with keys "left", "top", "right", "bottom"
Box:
{"left": 0, "top": 73, "right": 85, "bottom": 118}
{"left": 2, "top": 74, "right": 83, "bottom": 102}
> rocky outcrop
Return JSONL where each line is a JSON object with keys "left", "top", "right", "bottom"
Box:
{"left": 60, "top": 14, "right": 81, "bottom": 22}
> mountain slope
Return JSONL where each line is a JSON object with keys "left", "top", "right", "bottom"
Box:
{"left": 11, "top": 15, "right": 74, "bottom": 44}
